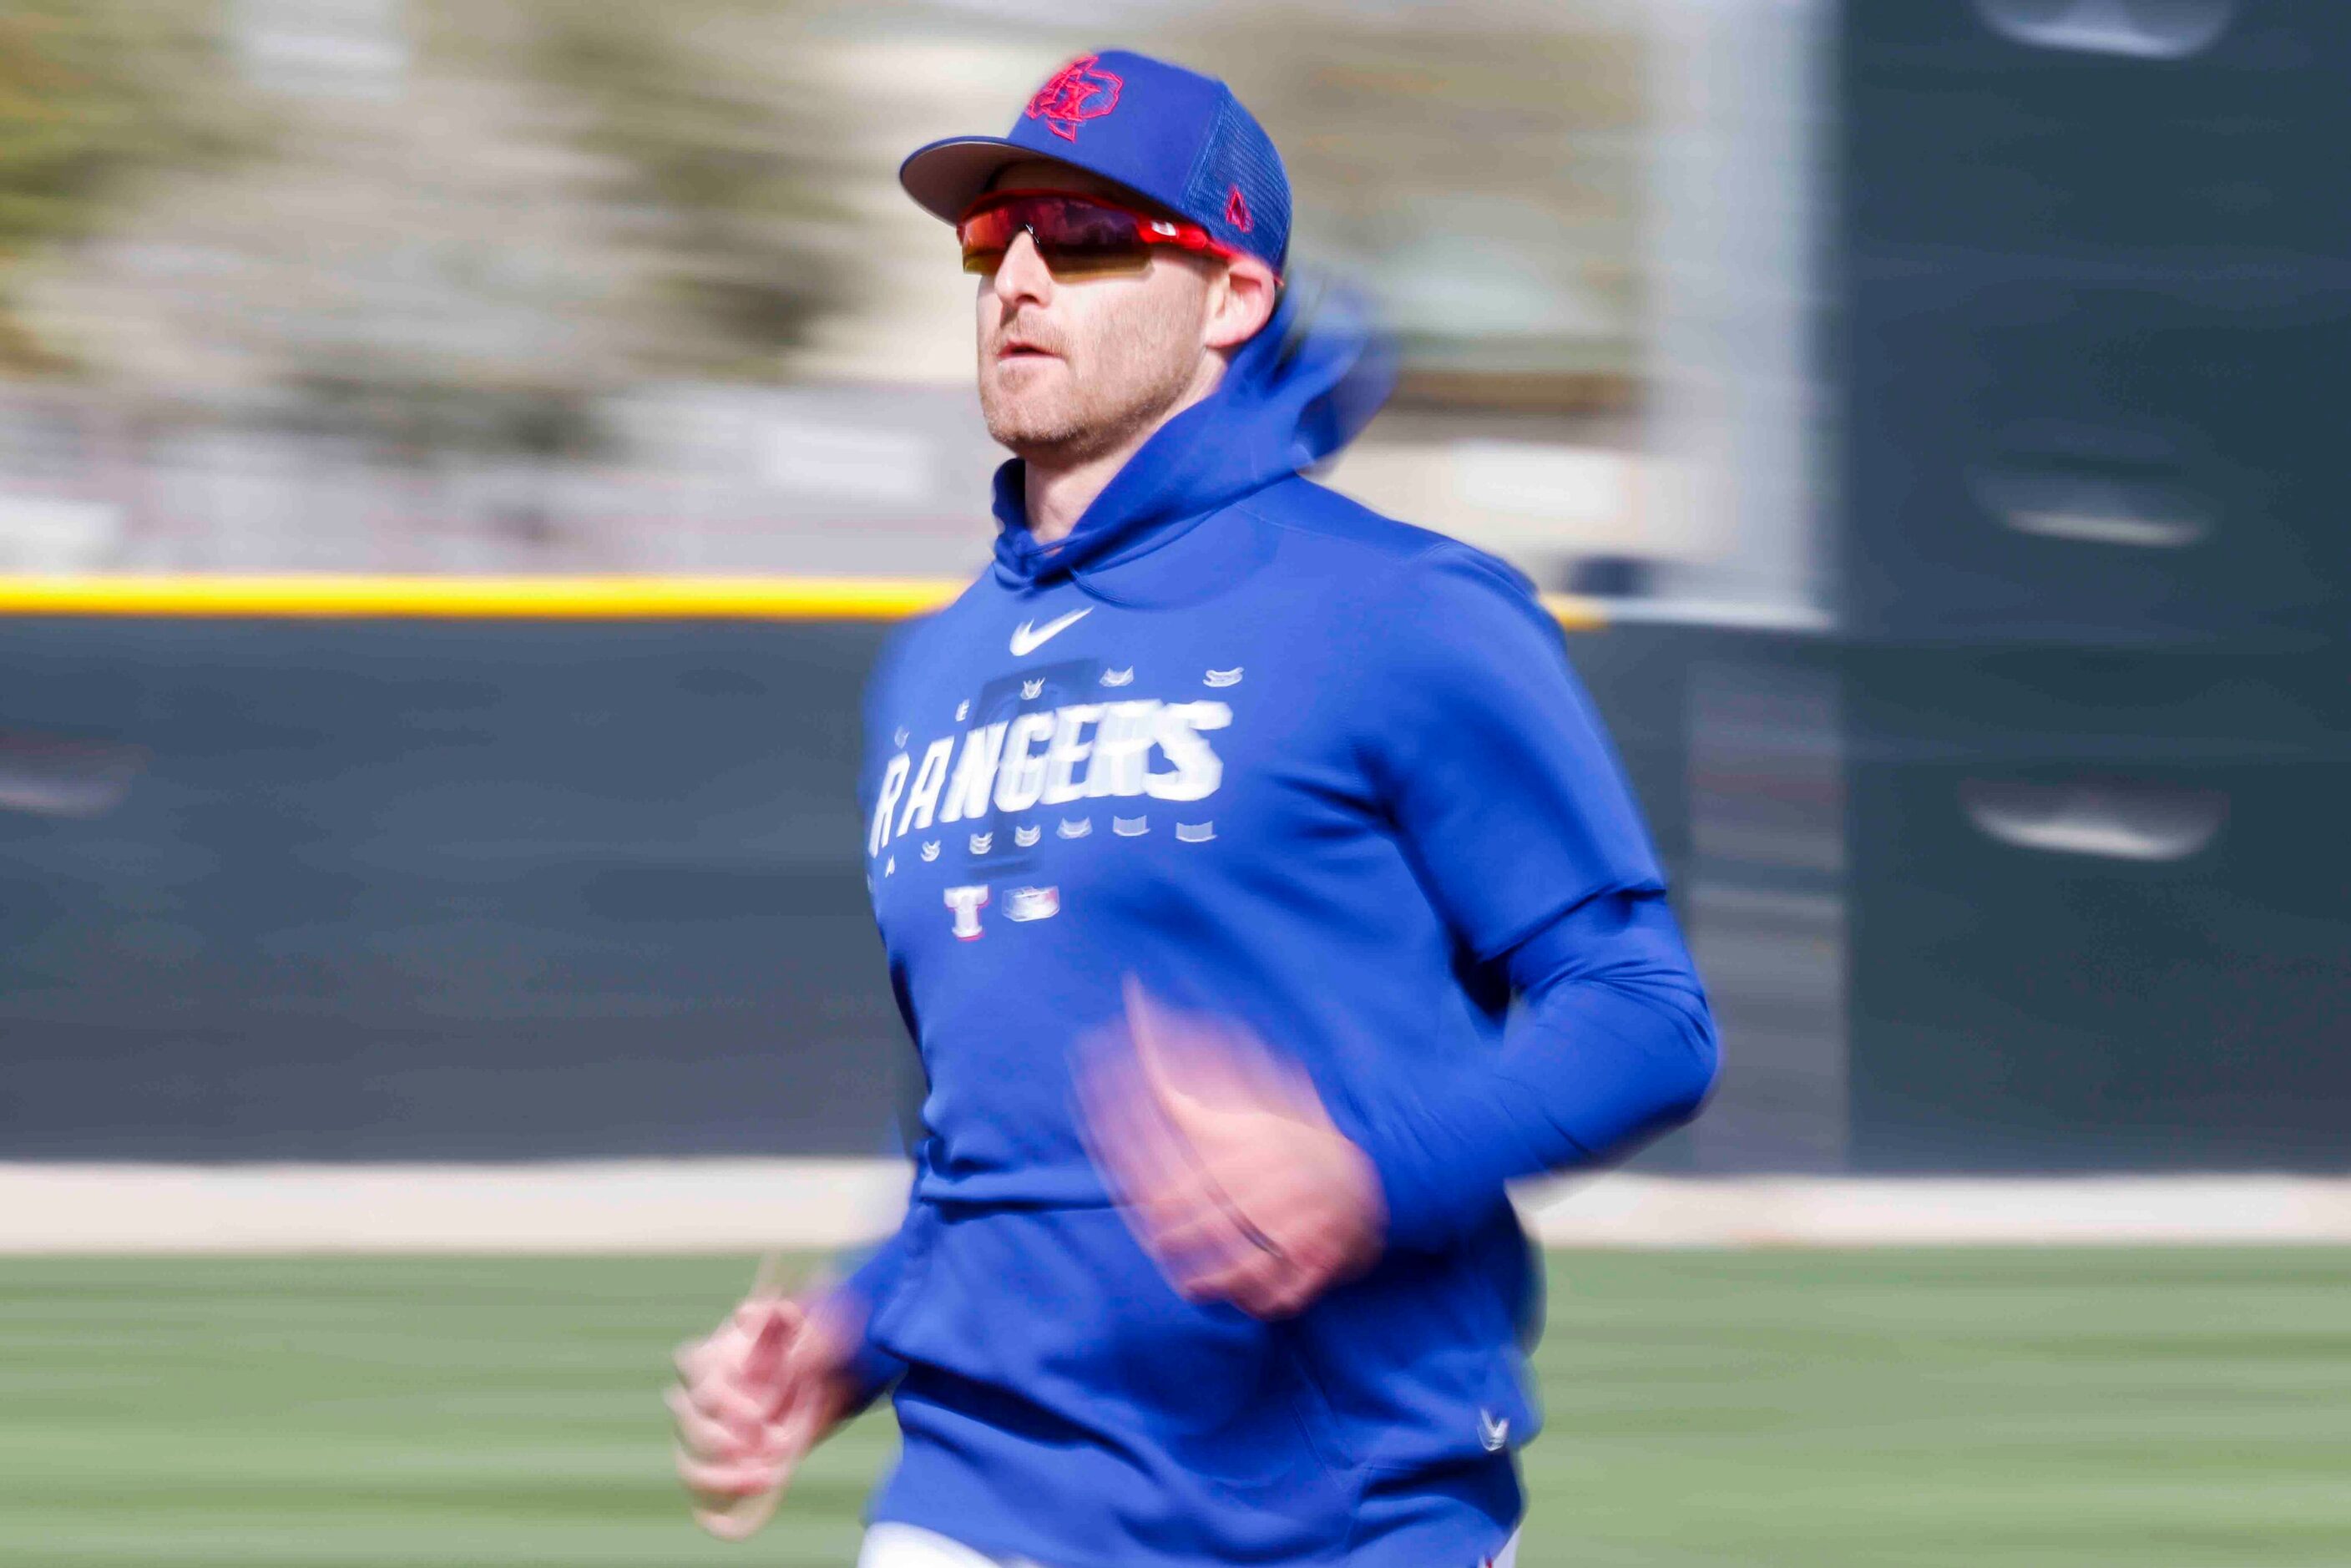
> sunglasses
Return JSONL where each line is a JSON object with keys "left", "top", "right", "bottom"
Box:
{"left": 958, "top": 190, "right": 1241, "bottom": 277}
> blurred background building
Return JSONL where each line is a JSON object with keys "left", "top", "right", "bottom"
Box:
{"left": 3, "top": 0, "right": 2345, "bottom": 1178}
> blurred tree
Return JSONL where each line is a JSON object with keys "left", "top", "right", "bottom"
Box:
{"left": 13, "top": 0, "right": 860, "bottom": 458}
{"left": 0, "top": 0, "right": 265, "bottom": 371}
{"left": 515, "top": 0, "right": 857, "bottom": 373}
{"left": 1148, "top": 0, "right": 1645, "bottom": 410}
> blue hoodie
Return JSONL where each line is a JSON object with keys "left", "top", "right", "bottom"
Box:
{"left": 843, "top": 286, "right": 1717, "bottom": 1567}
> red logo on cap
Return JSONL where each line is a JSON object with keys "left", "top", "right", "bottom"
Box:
{"left": 1225, "top": 185, "right": 1254, "bottom": 233}
{"left": 1025, "top": 54, "right": 1123, "bottom": 142}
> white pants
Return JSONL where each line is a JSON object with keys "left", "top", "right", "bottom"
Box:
{"left": 858, "top": 1521, "right": 1522, "bottom": 1568}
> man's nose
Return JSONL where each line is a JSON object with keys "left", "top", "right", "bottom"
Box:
{"left": 993, "top": 231, "right": 1054, "bottom": 306}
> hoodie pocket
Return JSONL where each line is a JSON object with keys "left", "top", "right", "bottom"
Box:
{"left": 872, "top": 1202, "right": 1348, "bottom": 1491}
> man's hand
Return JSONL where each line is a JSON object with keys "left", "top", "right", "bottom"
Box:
{"left": 1076, "top": 978, "right": 1386, "bottom": 1320}
{"left": 666, "top": 1261, "right": 860, "bottom": 1540}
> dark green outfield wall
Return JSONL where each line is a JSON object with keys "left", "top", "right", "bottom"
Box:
{"left": 3, "top": 616, "right": 2346, "bottom": 1170}
{"left": 0, "top": 618, "right": 908, "bottom": 1160}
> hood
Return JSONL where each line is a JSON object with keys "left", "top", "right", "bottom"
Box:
{"left": 989, "top": 277, "right": 1397, "bottom": 591}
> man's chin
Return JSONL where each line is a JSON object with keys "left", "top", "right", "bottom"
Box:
{"left": 981, "top": 402, "right": 1085, "bottom": 458}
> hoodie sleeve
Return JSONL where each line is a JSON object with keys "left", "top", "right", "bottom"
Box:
{"left": 1352, "top": 543, "right": 1664, "bottom": 948}
{"left": 1359, "top": 889, "right": 1718, "bottom": 1249}
{"left": 826, "top": 1192, "right": 913, "bottom": 1408}
{"left": 1347, "top": 544, "right": 1718, "bottom": 1248}
{"left": 822, "top": 981, "right": 922, "bottom": 1409}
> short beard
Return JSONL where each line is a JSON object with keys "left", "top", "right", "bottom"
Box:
{"left": 983, "top": 384, "right": 1189, "bottom": 470}
{"left": 979, "top": 300, "right": 1206, "bottom": 468}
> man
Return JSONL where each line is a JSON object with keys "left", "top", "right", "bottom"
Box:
{"left": 669, "top": 48, "right": 1718, "bottom": 1568}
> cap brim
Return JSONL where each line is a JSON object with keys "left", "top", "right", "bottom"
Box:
{"left": 897, "top": 135, "right": 1168, "bottom": 225}
{"left": 898, "top": 138, "right": 1049, "bottom": 224}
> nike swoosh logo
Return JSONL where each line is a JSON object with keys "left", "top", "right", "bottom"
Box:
{"left": 1010, "top": 608, "right": 1090, "bottom": 656}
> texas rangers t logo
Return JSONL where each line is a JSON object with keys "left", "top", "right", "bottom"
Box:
{"left": 1026, "top": 55, "right": 1123, "bottom": 142}
{"left": 943, "top": 885, "right": 990, "bottom": 941}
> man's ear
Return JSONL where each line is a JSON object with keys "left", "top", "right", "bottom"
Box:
{"left": 1203, "top": 255, "right": 1281, "bottom": 352}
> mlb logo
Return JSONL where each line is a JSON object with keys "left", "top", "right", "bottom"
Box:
{"left": 1005, "top": 886, "right": 1060, "bottom": 923}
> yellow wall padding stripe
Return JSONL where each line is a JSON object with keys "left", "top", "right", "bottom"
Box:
{"left": 1539, "top": 593, "right": 1607, "bottom": 631}
{"left": 0, "top": 574, "right": 1608, "bottom": 629}
{"left": 0, "top": 574, "right": 968, "bottom": 621}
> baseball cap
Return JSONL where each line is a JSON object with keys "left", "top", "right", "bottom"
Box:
{"left": 899, "top": 49, "right": 1292, "bottom": 273}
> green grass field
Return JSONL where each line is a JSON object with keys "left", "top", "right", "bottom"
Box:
{"left": 3, "top": 1249, "right": 2347, "bottom": 1567}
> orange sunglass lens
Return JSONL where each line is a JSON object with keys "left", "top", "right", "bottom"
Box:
{"left": 958, "top": 196, "right": 1158, "bottom": 276}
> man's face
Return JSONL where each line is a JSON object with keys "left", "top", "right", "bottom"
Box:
{"left": 973, "top": 162, "right": 1219, "bottom": 464}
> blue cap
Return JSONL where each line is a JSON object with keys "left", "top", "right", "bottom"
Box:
{"left": 899, "top": 50, "right": 1292, "bottom": 273}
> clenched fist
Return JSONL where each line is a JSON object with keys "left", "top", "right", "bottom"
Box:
{"left": 667, "top": 1262, "right": 860, "bottom": 1540}
{"left": 1077, "top": 978, "right": 1387, "bottom": 1320}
